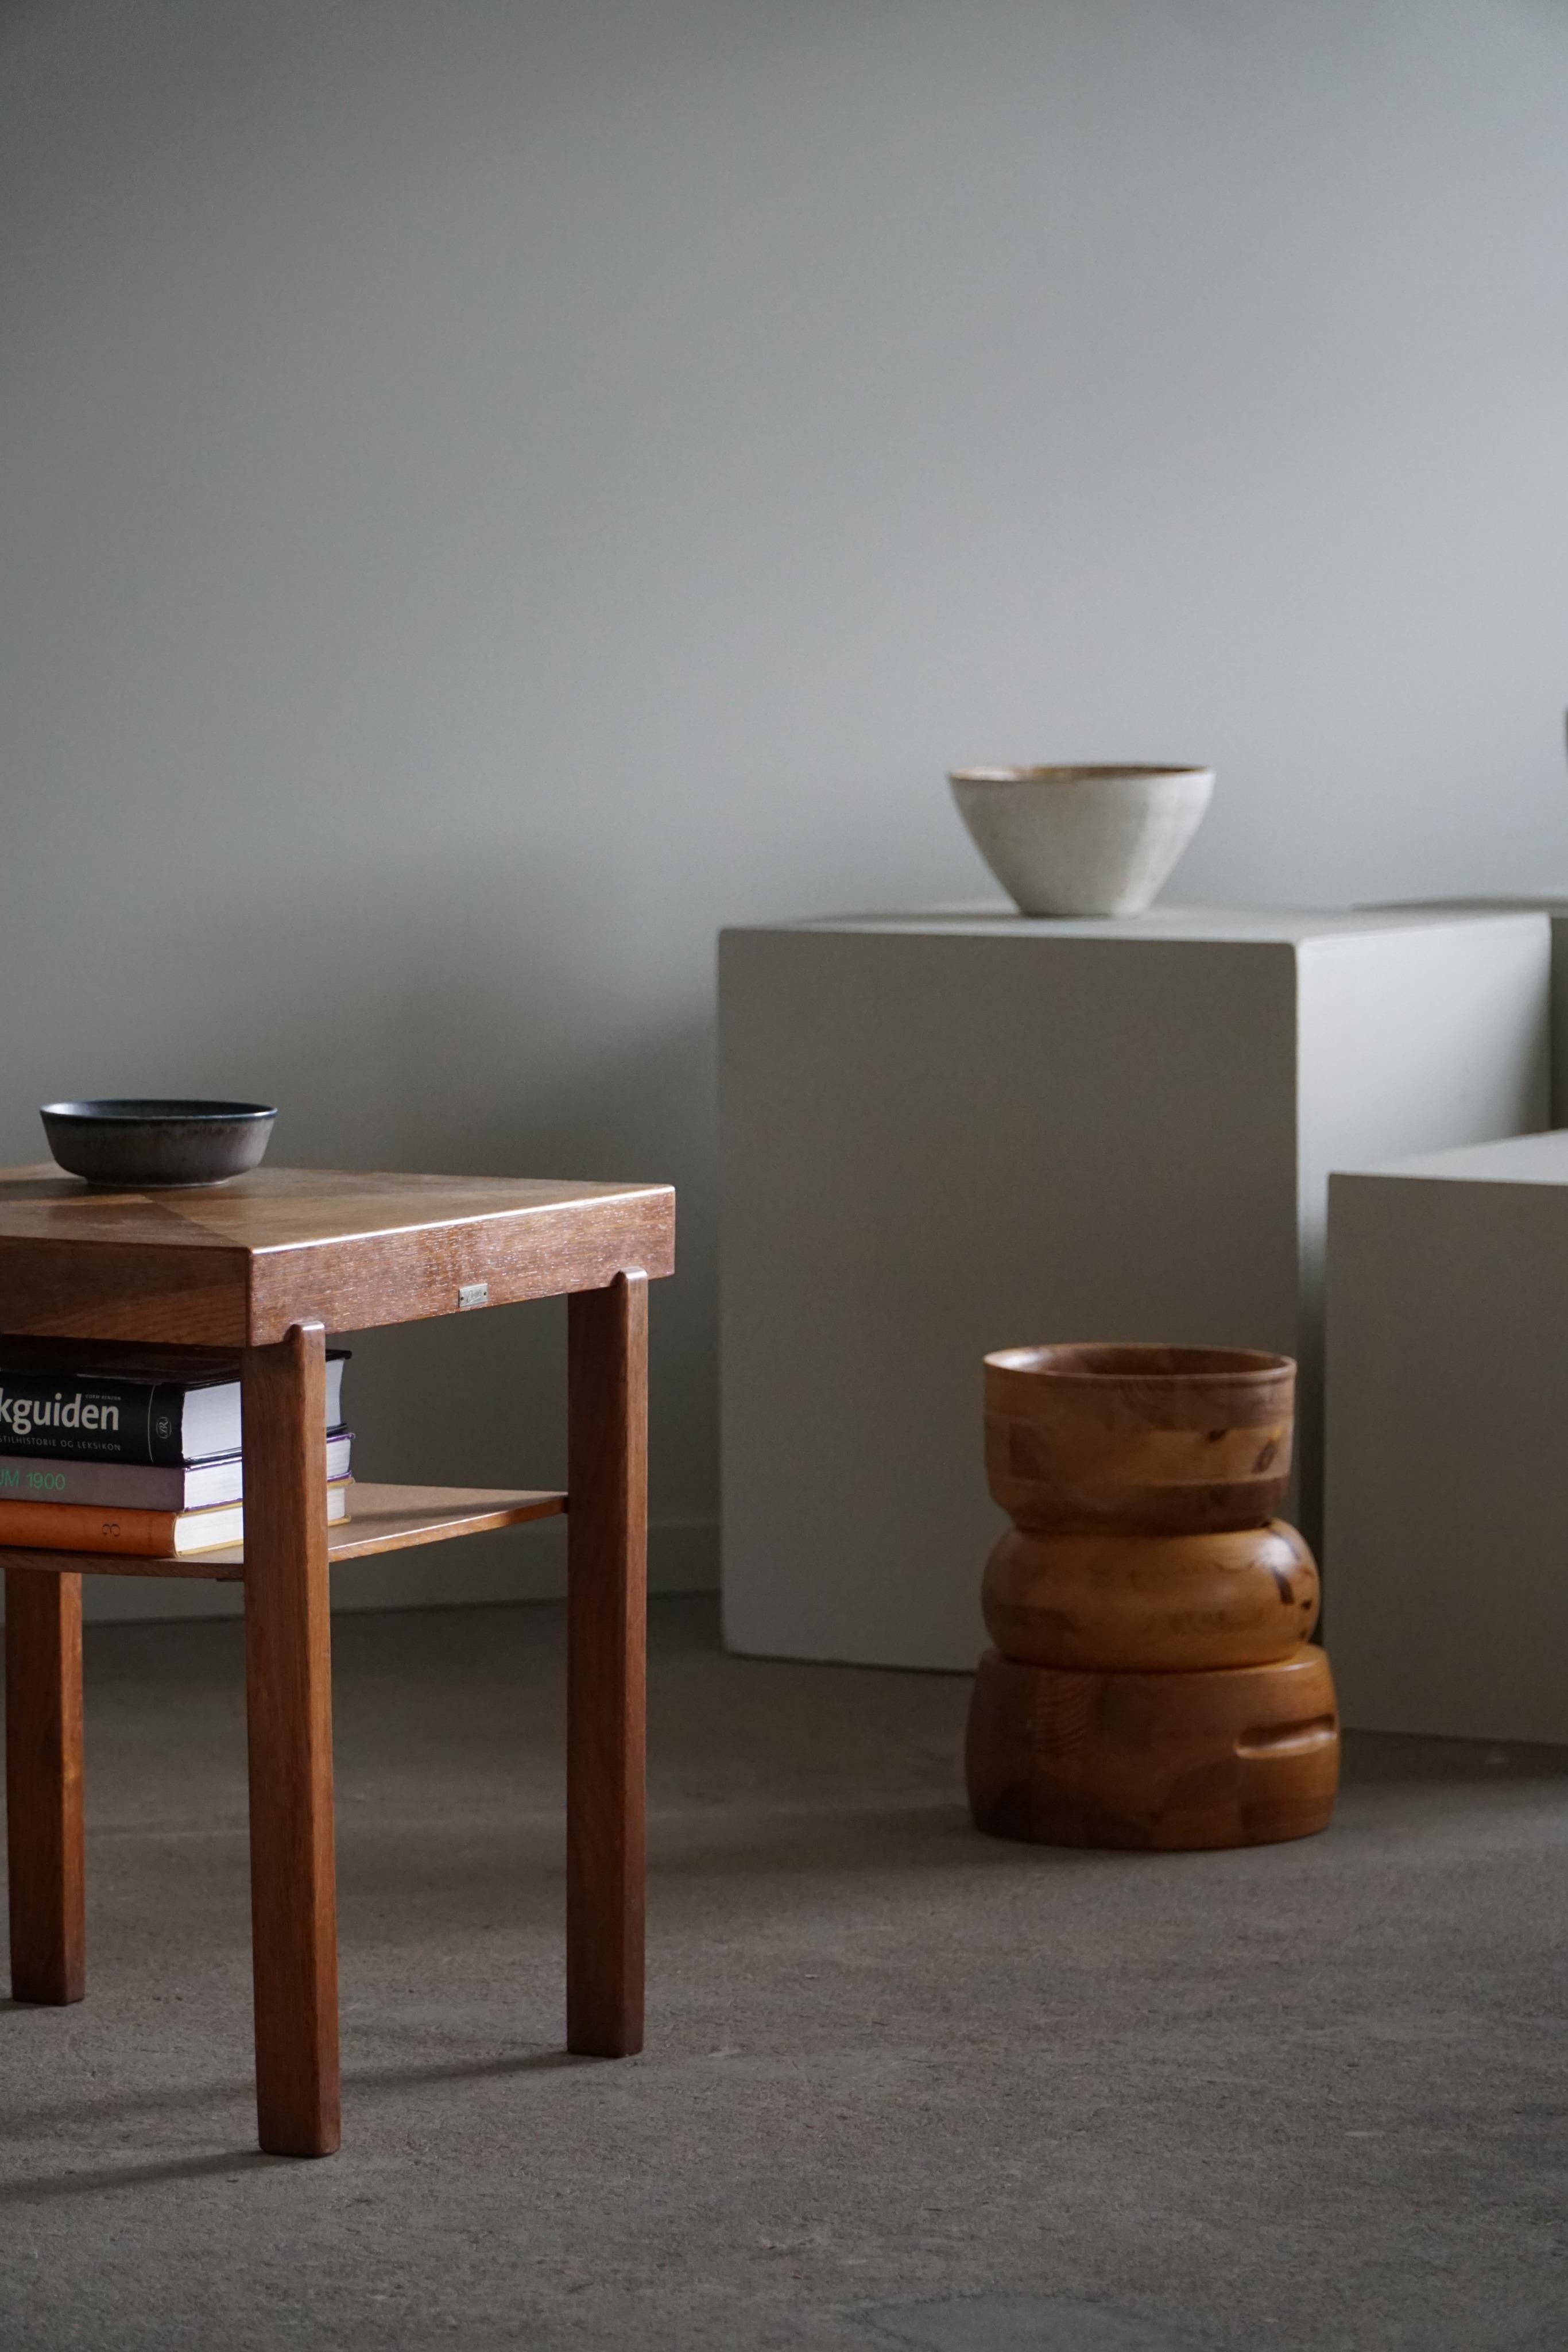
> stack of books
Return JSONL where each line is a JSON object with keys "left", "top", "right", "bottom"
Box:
{"left": 0, "top": 1341, "right": 351, "bottom": 1557}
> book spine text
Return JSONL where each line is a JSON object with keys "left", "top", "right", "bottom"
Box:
{"left": 0, "top": 1499, "right": 180, "bottom": 1554}
{"left": 0, "top": 1376, "right": 188, "bottom": 1464}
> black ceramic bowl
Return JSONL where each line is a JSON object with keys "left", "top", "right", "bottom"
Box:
{"left": 40, "top": 1099, "right": 278, "bottom": 1189}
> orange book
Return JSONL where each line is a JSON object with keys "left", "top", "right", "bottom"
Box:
{"left": 0, "top": 1482, "right": 350, "bottom": 1558}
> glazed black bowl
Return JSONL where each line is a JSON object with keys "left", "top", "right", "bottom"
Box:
{"left": 40, "top": 1099, "right": 278, "bottom": 1188}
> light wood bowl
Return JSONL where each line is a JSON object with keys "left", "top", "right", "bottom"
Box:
{"left": 985, "top": 1341, "right": 1294, "bottom": 1534}
{"left": 981, "top": 1519, "right": 1319, "bottom": 1674}
{"left": 966, "top": 1643, "right": 1339, "bottom": 1851}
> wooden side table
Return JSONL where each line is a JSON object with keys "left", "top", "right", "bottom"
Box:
{"left": 0, "top": 1165, "right": 674, "bottom": 2157}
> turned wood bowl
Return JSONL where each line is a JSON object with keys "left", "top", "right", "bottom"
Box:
{"left": 981, "top": 1521, "right": 1319, "bottom": 1674}
{"left": 985, "top": 1342, "right": 1295, "bottom": 1534}
{"left": 965, "top": 1643, "right": 1339, "bottom": 1851}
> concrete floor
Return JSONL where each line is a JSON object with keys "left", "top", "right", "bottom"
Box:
{"left": 1, "top": 1596, "right": 1566, "bottom": 2352}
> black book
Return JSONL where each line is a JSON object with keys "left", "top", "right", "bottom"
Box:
{"left": 0, "top": 1341, "right": 348, "bottom": 1466}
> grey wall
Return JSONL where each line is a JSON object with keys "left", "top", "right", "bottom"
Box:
{"left": 3, "top": 0, "right": 1567, "bottom": 1614}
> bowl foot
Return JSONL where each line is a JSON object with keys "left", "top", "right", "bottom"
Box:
{"left": 965, "top": 1645, "right": 1339, "bottom": 1851}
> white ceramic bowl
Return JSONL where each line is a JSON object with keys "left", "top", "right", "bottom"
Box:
{"left": 948, "top": 764, "right": 1214, "bottom": 918}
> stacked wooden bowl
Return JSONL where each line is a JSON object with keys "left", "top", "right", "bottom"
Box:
{"left": 966, "top": 1344, "right": 1339, "bottom": 1850}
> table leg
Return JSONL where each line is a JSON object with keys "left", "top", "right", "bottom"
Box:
{"left": 242, "top": 1320, "right": 340, "bottom": 2157}
{"left": 566, "top": 1267, "right": 649, "bottom": 2056}
{"left": 5, "top": 1568, "right": 86, "bottom": 2005}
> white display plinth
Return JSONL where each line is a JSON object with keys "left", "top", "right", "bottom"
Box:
{"left": 719, "top": 906, "right": 1550, "bottom": 1669}
{"left": 1375, "top": 896, "right": 1568, "bottom": 1121}
{"left": 1327, "top": 1129, "right": 1568, "bottom": 1743}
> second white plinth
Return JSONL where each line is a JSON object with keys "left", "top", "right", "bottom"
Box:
{"left": 719, "top": 906, "right": 1549, "bottom": 1669}
{"left": 1328, "top": 1130, "right": 1568, "bottom": 1742}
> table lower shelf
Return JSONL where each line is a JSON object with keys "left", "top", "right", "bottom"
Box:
{"left": 0, "top": 1483, "right": 567, "bottom": 1582}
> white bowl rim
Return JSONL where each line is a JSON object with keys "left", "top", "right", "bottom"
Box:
{"left": 949, "top": 764, "right": 1213, "bottom": 786}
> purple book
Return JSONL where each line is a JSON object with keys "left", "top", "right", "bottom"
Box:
{"left": 0, "top": 1430, "right": 353, "bottom": 1512}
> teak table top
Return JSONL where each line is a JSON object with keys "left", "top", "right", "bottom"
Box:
{"left": 0, "top": 1165, "right": 675, "bottom": 1346}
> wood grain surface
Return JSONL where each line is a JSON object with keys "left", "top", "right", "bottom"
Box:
{"left": 0, "top": 1165, "right": 675, "bottom": 1345}
{"left": 0, "top": 1483, "right": 568, "bottom": 1582}
{"left": 0, "top": 1236, "right": 251, "bottom": 1347}
{"left": 966, "top": 1643, "right": 1339, "bottom": 1851}
{"left": 981, "top": 1519, "right": 1320, "bottom": 1673}
{"left": 566, "top": 1270, "right": 648, "bottom": 2059}
{"left": 4, "top": 1566, "right": 86, "bottom": 2003}
{"left": 985, "top": 1341, "right": 1295, "bottom": 1534}
{"left": 242, "top": 1322, "right": 340, "bottom": 2156}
